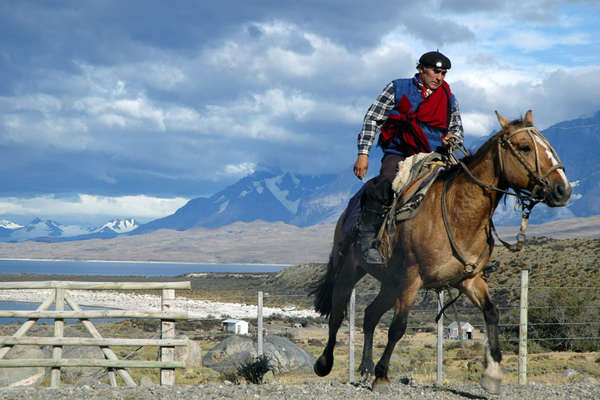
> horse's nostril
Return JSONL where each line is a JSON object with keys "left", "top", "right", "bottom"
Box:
{"left": 553, "top": 182, "right": 572, "bottom": 201}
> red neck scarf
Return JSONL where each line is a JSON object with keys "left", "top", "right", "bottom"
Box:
{"left": 380, "top": 81, "right": 451, "bottom": 155}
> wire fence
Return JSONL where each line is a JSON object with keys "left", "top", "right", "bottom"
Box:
{"left": 1, "top": 273, "right": 598, "bottom": 386}
{"left": 171, "top": 271, "right": 599, "bottom": 385}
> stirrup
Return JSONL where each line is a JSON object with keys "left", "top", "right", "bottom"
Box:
{"left": 364, "top": 247, "right": 385, "bottom": 265}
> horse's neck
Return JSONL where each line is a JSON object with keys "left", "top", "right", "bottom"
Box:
{"left": 451, "top": 152, "right": 504, "bottom": 233}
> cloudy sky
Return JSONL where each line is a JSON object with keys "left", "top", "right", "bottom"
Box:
{"left": 1, "top": 0, "right": 599, "bottom": 226}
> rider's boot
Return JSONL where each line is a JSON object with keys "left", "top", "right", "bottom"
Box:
{"left": 358, "top": 201, "right": 385, "bottom": 265}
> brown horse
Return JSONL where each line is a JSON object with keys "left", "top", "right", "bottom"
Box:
{"left": 311, "top": 110, "right": 571, "bottom": 393}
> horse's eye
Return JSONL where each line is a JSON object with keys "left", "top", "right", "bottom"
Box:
{"left": 519, "top": 145, "right": 531, "bottom": 154}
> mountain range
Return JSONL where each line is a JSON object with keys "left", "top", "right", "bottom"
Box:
{"left": 2, "top": 111, "right": 599, "bottom": 242}
{"left": 0, "top": 218, "right": 138, "bottom": 242}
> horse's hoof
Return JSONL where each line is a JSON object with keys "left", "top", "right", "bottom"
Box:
{"left": 313, "top": 355, "right": 332, "bottom": 377}
{"left": 480, "top": 374, "right": 501, "bottom": 394}
{"left": 371, "top": 377, "right": 391, "bottom": 393}
{"left": 358, "top": 361, "right": 375, "bottom": 377}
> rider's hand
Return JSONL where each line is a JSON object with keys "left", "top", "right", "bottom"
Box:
{"left": 442, "top": 134, "right": 459, "bottom": 148}
{"left": 353, "top": 154, "right": 368, "bottom": 180}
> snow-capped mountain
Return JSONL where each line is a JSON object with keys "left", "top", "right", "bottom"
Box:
{"left": 5, "top": 218, "right": 89, "bottom": 242}
{"left": 0, "top": 219, "right": 23, "bottom": 230}
{"left": 0, "top": 219, "right": 24, "bottom": 239}
{"left": 95, "top": 218, "right": 138, "bottom": 234}
{"left": 0, "top": 218, "right": 138, "bottom": 242}
{"left": 133, "top": 168, "right": 341, "bottom": 234}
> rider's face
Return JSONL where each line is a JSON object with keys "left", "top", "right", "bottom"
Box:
{"left": 419, "top": 66, "right": 447, "bottom": 90}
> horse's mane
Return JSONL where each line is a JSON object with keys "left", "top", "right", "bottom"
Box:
{"left": 460, "top": 116, "right": 532, "bottom": 165}
{"left": 438, "top": 116, "right": 533, "bottom": 179}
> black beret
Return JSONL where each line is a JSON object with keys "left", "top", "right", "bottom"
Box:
{"left": 419, "top": 51, "right": 451, "bottom": 69}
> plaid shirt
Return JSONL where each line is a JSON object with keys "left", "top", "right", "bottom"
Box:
{"left": 357, "top": 77, "right": 464, "bottom": 155}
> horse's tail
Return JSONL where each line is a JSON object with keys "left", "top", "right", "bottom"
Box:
{"left": 309, "top": 252, "right": 340, "bottom": 318}
{"left": 309, "top": 211, "right": 353, "bottom": 318}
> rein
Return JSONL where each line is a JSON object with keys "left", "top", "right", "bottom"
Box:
{"left": 441, "top": 125, "right": 566, "bottom": 274}
{"left": 442, "top": 172, "right": 493, "bottom": 274}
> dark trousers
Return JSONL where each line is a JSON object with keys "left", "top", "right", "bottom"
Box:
{"left": 362, "top": 154, "right": 405, "bottom": 208}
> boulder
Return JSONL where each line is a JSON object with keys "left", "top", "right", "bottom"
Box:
{"left": 174, "top": 335, "right": 202, "bottom": 368}
{"left": 43, "top": 326, "right": 106, "bottom": 385}
{"left": 139, "top": 375, "right": 155, "bottom": 387}
{"left": 203, "top": 334, "right": 315, "bottom": 374}
{"left": 0, "top": 345, "right": 46, "bottom": 387}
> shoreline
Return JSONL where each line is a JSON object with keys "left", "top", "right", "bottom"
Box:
{"left": 0, "top": 289, "right": 319, "bottom": 320}
{"left": 0, "top": 258, "right": 294, "bottom": 266}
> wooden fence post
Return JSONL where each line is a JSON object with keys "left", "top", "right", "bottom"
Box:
{"left": 257, "top": 291, "right": 263, "bottom": 356}
{"left": 436, "top": 290, "right": 444, "bottom": 385}
{"left": 161, "top": 289, "right": 176, "bottom": 386}
{"left": 348, "top": 288, "right": 355, "bottom": 384}
{"left": 0, "top": 281, "right": 189, "bottom": 387}
{"left": 50, "top": 288, "right": 64, "bottom": 388}
{"left": 63, "top": 293, "right": 130, "bottom": 386}
{"left": 518, "top": 269, "right": 529, "bottom": 385}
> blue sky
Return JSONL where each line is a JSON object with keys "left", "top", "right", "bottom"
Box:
{"left": 1, "top": 0, "right": 599, "bottom": 226}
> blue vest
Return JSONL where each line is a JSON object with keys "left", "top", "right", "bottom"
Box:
{"left": 383, "top": 78, "right": 455, "bottom": 156}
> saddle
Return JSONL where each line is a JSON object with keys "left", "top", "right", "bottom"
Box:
{"left": 376, "top": 152, "right": 447, "bottom": 260}
{"left": 341, "top": 153, "right": 447, "bottom": 236}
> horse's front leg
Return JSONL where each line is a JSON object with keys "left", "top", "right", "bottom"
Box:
{"left": 359, "top": 285, "right": 397, "bottom": 378}
{"left": 372, "top": 275, "right": 422, "bottom": 392}
{"left": 459, "top": 276, "right": 503, "bottom": 394}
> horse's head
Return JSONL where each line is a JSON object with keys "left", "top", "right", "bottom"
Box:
{"left": 494, "top": 110, "right": 572, "bottom": 207}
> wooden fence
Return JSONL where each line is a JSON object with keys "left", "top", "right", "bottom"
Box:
{"left": 0, "top": 280, "right": 190, "bottom": 387}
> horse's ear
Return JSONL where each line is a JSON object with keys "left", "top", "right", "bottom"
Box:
{"left": 495, "top": 110, "right": 510, "bottom": 129}
{"left": 524, "top": 110, "right": 534, "bottom": 125}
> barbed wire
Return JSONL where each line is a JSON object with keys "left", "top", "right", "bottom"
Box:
{"left": 502, "top": 337, "right": 600, "bottom": 342}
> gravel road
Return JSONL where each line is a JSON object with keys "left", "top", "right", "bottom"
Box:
{"left": 0, "top": 379, "right": 598, "bottom": 400}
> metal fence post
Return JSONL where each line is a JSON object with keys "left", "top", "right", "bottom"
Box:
{"left": 436, "top": 290, "right": 444, "bottom": 385}
{"left": 161, "top": 288, "right": 176, "bottom": 386}
{"left": 257, "top": 291, "right": 263, "bottom": 356}
{"left": 348, "top": 288, "right": 355, "bottom": 383}
{"left": 519, "top": 269, "right": 529, "bottom": 385}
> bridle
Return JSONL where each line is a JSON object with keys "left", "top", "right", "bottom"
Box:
{"left": 497, "top": 126, "right": 565, "bottom": 204}
{"left": 442, "top": 125, "right": 566, "bottom": 274}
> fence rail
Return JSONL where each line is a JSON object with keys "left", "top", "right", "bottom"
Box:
{"left": 1, "top": 274, "right": 597, "bottom": 387}
{"left": 0, "top": 280, "right": 190, "bottom": 388}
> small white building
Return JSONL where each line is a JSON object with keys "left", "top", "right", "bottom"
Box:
{"left": 221, "top": 319, "right": 249, "bottom": 335}
{"left": 445, "top": 321, "right": 474, "bottom": 340}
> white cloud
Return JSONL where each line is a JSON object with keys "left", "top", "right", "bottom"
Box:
{"left": 461, "top": 112, "right": 496, "bottom": 137}
{"left": 0, "top": 194, "right": 188, "bottom": 221}
{"left": 221, "top": 162, "right": 257, "bottom": 177}
{"left": 504, "top": 30, "right": 589, "bottom": 52}
{"left": 74, "top": 95, "right": 167, "bottom": 131}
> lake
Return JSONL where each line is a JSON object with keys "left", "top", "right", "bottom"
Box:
{"left": 0, "top": 259, "right": 292, "bottom": 324}
{"left": 0, "top": 259, "right": 290, "bottom": 276}
{"left": 0, "top": 301, "right": 115, "bottom": 324}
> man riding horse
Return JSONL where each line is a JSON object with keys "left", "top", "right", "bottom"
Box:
{"left": 354, "top": 50, "right": 464, "bottom": 265}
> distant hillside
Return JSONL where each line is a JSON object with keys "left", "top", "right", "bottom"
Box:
{"left": 259, "top": 236, "right": 600, "bottom": 313}
{"left": 0, "top": 214, "right": 598, "bottom": 265}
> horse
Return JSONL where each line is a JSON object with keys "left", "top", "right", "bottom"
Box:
{"left": 310, "top": 110, "right": 572, "bottom": 393}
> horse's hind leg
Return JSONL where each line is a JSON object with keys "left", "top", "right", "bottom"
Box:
{"left": 459, "top": 276, "right": 502, "bottom": 394}
{"left": 359, "top": 285, "right": 397, "bottom": 377}
{"left": 314, "top": 260, "right": 365, "bottom": 377}
{"left": 372, "top": 274, "right": 422, "bottom": 392}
